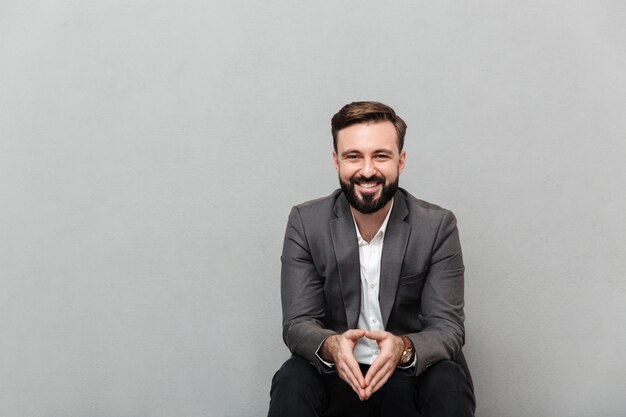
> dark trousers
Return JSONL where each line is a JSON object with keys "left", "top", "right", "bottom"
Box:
{"left": 268, "top": 356, "right": 475, "bottom": 417}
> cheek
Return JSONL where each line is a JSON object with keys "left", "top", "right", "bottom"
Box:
{"left": 382, "top": 167, "right": 397, "bottom": 179}
{"left": 382, "top": 171, "right": 399, "bottom": 185}
{"left": 338, "top": 166, "right": 357, "bottom": 179}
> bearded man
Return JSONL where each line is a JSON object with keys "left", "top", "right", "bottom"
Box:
{"left": 267, "top": 101, "right": 476, "bottom": 417}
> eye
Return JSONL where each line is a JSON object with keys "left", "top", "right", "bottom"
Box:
{"left": 345, "top": 154, "right": 360, "bottom": 161}
{"left": 374, "top": 154, "right": 390, "bottom": 160}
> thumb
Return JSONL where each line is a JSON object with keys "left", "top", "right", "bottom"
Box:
{"left": 344, "top": 329, "right": 366, "bottom": 341}
{"left": 363, "top": 330, "right": 386, "bottom": 341}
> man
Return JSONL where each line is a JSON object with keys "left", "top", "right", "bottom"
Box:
{"left": 268, "top": 101, "right": 475, "bottom": 416}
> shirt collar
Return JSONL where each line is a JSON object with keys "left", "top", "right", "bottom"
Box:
{"left": 352, "top": 199, "right": 394, "bottom": 245}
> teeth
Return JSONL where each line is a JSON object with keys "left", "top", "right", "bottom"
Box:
{"left": 360, "top": 183, "right": 378, "bottom": 188}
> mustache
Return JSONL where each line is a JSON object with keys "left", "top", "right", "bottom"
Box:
{"left": 350, "top": 175, "right": 385, "bottom": 185}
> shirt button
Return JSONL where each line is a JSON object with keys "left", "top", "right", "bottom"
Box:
{"left": 372, "top": 319, "right": 377, "bottom": 323}
{"left": 374, "top": 350, "right": 379, "bottom": 355}
{"left": 370, "top": 283, "right": 375, "bottom": 289}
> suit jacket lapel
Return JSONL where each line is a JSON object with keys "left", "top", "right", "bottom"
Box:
{"left": 330, "top": 194, "right": 361, "bottom": 329}
{"left": 380, "top": 192, "right": 411, "bottom": 327}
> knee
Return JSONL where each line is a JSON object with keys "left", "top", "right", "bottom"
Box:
{"left": 418, "top": 360, "right": 475, "bottom": 416}
{"left": 420, "top": 360, "right": 473, "bottom": 395}
{"left": 270, "top": 356, "right": 323, "bottom": 396}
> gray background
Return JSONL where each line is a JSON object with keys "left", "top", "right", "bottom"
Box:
{"left": 1, "top": 1, "right": 625, "bottom": 416}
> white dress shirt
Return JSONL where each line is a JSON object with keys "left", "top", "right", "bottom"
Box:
{"left": 316, "top": 199, "right": 415, "bottom": 368}
{"left": 352, "top": 203, "right": 392, "bottom": 364}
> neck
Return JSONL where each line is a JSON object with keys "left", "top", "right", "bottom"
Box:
{"left": 351, "top": 199, "right": 393, "bottom": 242}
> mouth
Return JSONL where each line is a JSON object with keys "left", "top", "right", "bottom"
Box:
{"left": 357, "top": 182, "right": 380, "bottom": 191}
{"left": 352, "top": 176, "right": 384, "bottom": 193}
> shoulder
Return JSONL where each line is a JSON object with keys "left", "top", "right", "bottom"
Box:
{"left": 283, "top": 190, "right": 345, "bottom": 246}
{"left": 294, "top": 189, "right": 342, "bottom": 211}
{"left": 397, "top": 188, "right": 457, "bottom": 227}
{"left": 290, "top": 189, "right": 344, "bottom": 221}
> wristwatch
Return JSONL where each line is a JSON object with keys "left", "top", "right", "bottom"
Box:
{"left": 399, "top": 336, "right": 414, "bottom": 365}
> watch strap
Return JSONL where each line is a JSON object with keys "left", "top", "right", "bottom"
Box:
{"left": 399, "top": 336, "right": 414, "bottom": 365}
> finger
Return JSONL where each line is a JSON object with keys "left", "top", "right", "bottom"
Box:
{"left": 364, "top": 357, "right": 383, "bottom": 385}
{"left": 338, "top": 344, "right": 366, "bottom": 388}
{"left": 345, "top": 356, "right": 366, "bottom": 389}
{"left": 369, "top": 366, "right": 393, "bottom": 396}
{"left": 337, "top": 366, "right": 357, "bottom": 391}
{"left": 363, "top": 330, "right": 386, "bottom": 341}
{"left": 367, "top": 361, "right": 392, "bottom": 393}
{"left": 355, "top": 383, "right": 366, "bottom": 399}
{"left": 337, "top": 351, "right": 365, "bottom": 388}
{"left": 344, "top": 329, "right": 366, "bottom": 341}
{"left": 366, "top": 350, "right": 399, "bottom": 393}
{"left": 354, "top": 383, "right": 366, "bottom": 401}
{"left": 368, "top": 361, "right": 396, "bottom": 395}
{"left": 339, "top": 364, "right": 366, "bottom": 399}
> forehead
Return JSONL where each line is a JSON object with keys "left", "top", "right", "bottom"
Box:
{"left": 335, "top": 121, "right": 399, "bottom": 153}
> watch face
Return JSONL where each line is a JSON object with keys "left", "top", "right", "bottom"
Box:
{"left": 401, "top": 345, "right": 413, "bottom": 364}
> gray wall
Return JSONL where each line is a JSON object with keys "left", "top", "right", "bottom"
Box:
{"left": 1, "top": 1, "right": 625, "bottom": 416}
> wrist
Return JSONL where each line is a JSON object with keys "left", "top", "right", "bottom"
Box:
{"left": 319, "top": 335, "right": 339, "bottom": 363}
{"left": 398, "top": 335, "right": 414, "bottom": 366}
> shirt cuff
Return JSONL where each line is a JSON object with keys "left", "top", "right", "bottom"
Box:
{"left": 315, "top": 339, "right": 335, "bottom": 370}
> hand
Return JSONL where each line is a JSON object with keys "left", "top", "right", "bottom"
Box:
{"left": 320, "top": 329, "right": 367, "bottom": 400}
{"left": 362, "top": 330, "right": 405, "bottom": 399}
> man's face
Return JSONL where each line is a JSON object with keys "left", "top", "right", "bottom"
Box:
{"left": 333, "top": 121, "right": 406, "bottom": 214}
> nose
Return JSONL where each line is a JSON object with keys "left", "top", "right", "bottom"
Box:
{"left": 360, "top": 157, "right": 376, "bottom": 178}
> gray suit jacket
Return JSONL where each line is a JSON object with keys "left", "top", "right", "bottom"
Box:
{"left": 280, "top": 188, "right": 466, "bottom": 377}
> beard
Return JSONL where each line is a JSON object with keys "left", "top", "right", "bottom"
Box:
{"left": 340, "top": 173, "right": 399, "bottom": 214}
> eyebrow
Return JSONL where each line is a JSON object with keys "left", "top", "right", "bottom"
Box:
{"left": 340, "top": 148, "right": 394, "bottom": 157}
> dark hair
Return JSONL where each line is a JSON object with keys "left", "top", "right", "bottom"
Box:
{"left": 331, "top": 101, "right": 407, "bottom": 151}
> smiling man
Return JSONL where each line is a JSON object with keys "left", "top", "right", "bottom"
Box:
{"left": 268, "top": 101, "right": 476, "bottom": 417}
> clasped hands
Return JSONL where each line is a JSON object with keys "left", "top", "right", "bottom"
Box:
{"left": 319, "top": 329, "right": 405, "bottom": 401}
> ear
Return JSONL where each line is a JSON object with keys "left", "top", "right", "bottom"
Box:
{"left": 398, "top": 150, "right": 406, "bottom": 173}
{"left": 332, "top": 150, "right": 339, "bottom": 171}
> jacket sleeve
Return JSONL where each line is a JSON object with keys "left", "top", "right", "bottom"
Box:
{"left": 408, "top": 210, "right": 466, "bottom": 376}
{"left": 280, "top": 206, "right": 336, "bottom": 371}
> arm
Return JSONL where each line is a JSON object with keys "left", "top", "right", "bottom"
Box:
{"left": 408, "top": 210, "right": 466, "bottom": 376}
{"left": 280, "top": 206, "right": 369, "bottom": 398}
{"left": 280, "top": 207, "right": 336, "bottom": 369}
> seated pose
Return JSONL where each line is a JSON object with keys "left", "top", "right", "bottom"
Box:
{"left": 268, "top": 101, "right": 476, "bottom": 417}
